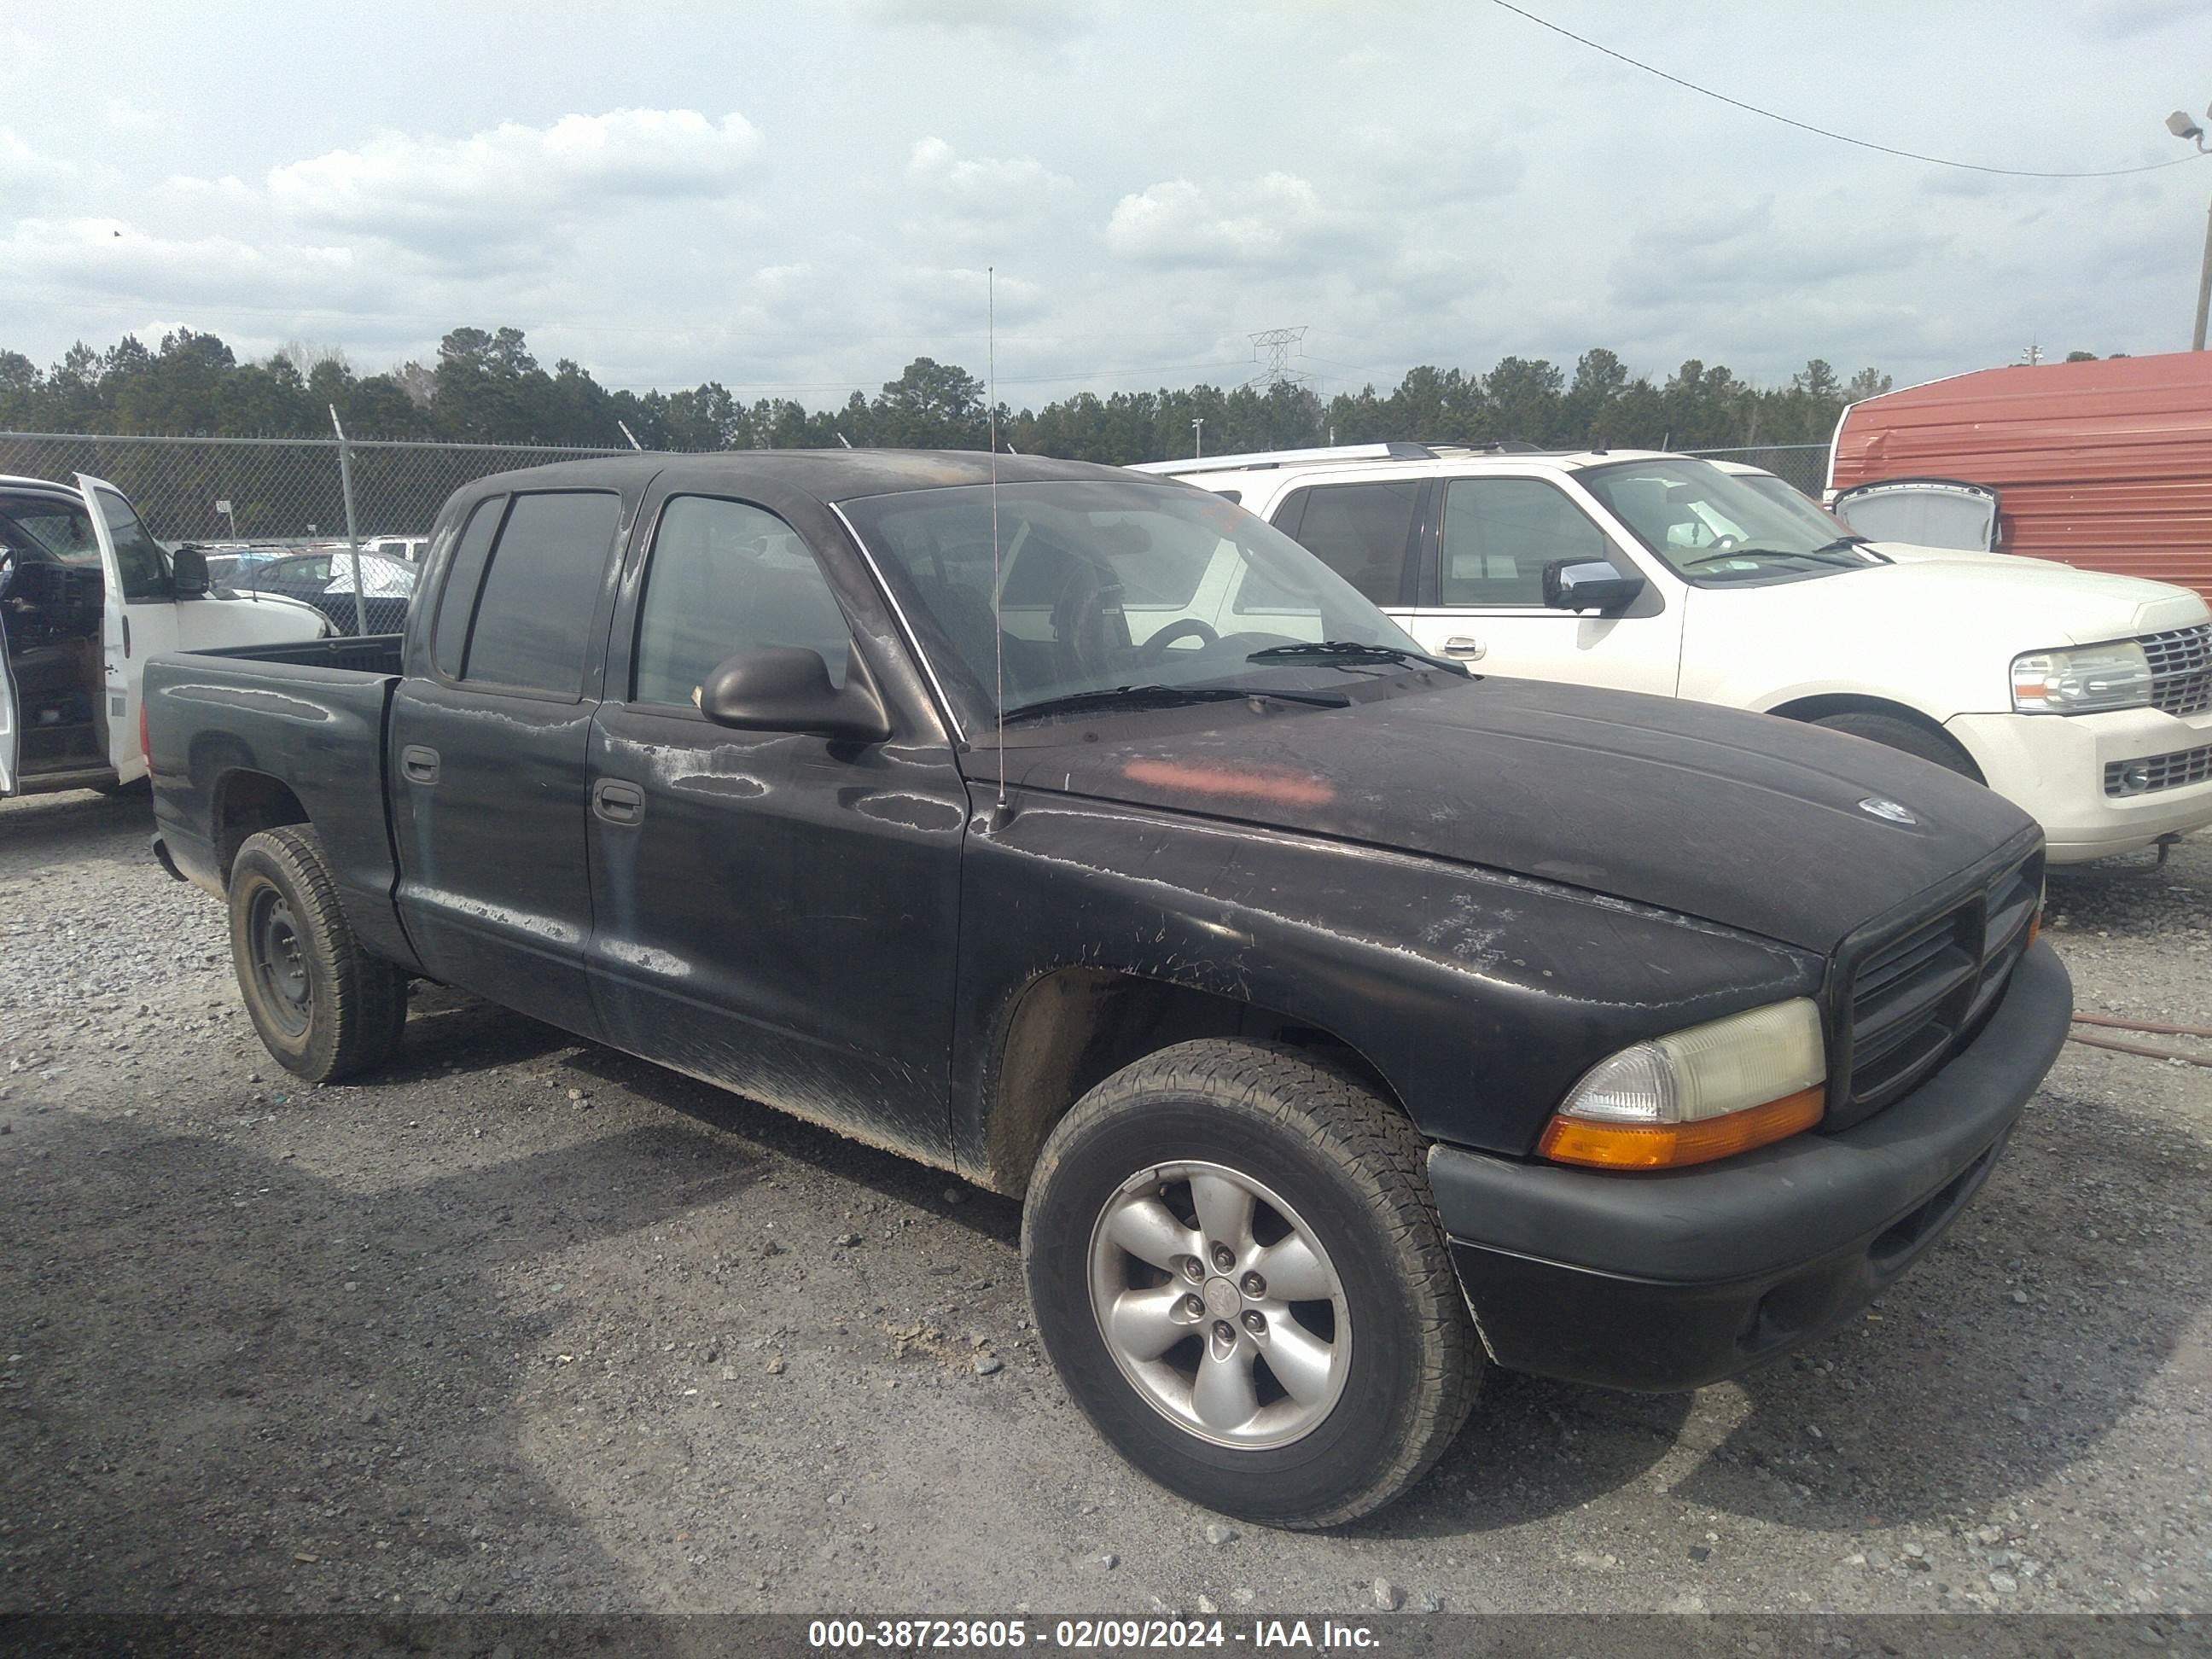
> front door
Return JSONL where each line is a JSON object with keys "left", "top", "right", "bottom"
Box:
{"left": 1395, "top": 474, "right": 1683, "bottom": 696}
{"left": 77, "top": 474, "right": 181, "bottom": 783}
{"left": 584, "top": 488, "right": 967, "bottom": 1163}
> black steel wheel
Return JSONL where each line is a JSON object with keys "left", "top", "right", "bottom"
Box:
{"left": 228, "top": 825, "right": 407, "bottom": 1081}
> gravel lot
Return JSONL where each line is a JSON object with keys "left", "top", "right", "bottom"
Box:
{"left": 2, "top": 787, "right": 2206, "bottom": 1621}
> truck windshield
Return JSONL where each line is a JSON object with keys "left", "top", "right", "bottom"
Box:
{"left": 1580, "top": 458, "right": 1881, "bottom": 583}
{"left": 841, "top": 479, "right": 1441, "bottom": 728}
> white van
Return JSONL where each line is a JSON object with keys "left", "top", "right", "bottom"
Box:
{"left": 1132, "top": 444, "right": 2212, "bottom": 864}
{"left": 0, "top": 473, "right": 329, "bottom": 797}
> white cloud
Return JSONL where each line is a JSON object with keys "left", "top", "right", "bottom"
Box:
{"left": 854, "top": 0, "right": 1094, "bottom": 37}
{"left": 0, "top": 217, "right": 373, "bottom": 311}
{"left": 0, "top": 129, "right": 74, "bottom": 206}
{"left": 264, "top": 108, "right": 765, "bottom": 259}
{"left": 1104, "top": 173, "right": 1365, "bottom": 269}
{"left": 905, "top": 137, "right": 1069, "bottom": 209}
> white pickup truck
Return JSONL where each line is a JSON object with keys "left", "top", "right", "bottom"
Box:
{"left": 1132, "top": 444, "right": 2212, "bottom": 864}
{"left": 0, "top": 473, "right": 329, "bottom": 797}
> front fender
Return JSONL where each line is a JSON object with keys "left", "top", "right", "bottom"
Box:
{"left": 951, "top": 794, "right": 1820, "bottom": 1166}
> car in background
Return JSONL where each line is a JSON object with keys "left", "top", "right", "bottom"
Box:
{"left": 230, "top": 549, "right": 417, "bottom": 636}
{"left": 363, "top": 534, "right": 429, "bottom": 562}
{"left": 1135, "top": 443, "right": 2212, "bottom": 864}
{"left": 1707, "top": 461, "right": 2012, "bottom": 566}
{"left": 0, "top": 472, "right": 328, "bottom": 798}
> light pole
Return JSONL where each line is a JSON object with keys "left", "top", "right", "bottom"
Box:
{"left": 1191, "top": 416, "right": 1204, "bottom": 458}
{"left": 2168, "top": 108, "right": 2212, "bottom": 350}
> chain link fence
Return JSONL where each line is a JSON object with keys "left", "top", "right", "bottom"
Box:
{"left": 0, "top": 431, "right": 630, "bottom": 547}
{"left": 1679, "top": 442, "right": 1831, "bottom": 498}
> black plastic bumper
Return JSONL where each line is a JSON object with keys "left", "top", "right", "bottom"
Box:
{"left": 1429, "top": 939, "right": 2072, "bottom": 1392}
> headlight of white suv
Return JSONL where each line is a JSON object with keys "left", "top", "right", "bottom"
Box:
{"left": 2011, "top": 643, "right": 2152, "bottom": 714}
{"left": 1538, "top": 998, "right": 1826, "bottom": 1169}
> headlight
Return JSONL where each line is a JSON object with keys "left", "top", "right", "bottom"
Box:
{"left": 1538, "top": 998, "right": 1826, "bottom": 1169}
{"left": 2011, "top": 643, "right": 2152, "bottom": 714}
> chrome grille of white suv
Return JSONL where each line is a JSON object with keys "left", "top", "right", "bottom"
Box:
{"left": 2140, "top": 623, "right": 2212, "bottom": 717}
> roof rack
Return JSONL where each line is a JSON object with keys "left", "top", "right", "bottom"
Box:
{"left": 1129, "top": 441, "right": 1436, "bottom": 478}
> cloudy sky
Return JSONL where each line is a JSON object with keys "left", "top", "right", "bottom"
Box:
{"left": 4, "top": 0, "right": 2209, "bottom": 406}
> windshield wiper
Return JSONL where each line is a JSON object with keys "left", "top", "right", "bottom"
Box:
{"left": 1000, "top": 683, "right": 1349, "bottom": 725}
{"left": 1681, "top": 545, "right": 1868, "bottom": 570}
{"left": 1244, "top": 640, "right": 1461, "bottom": 672}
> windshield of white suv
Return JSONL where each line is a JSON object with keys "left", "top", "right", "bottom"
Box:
{"left": 1580, "top": 457, "right": 1881, "bottom": 583}
{"left": 840, "top": 479, "right": 1447, "bottom": 730}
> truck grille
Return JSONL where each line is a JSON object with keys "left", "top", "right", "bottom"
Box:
{"left": 1834, "top": 852, "right": 2041, "bottom": 1129}
{"left": 2140, "top": 623, "right": 2211, "bottom": 717}
{"left": 2105, "top": 742, "right": 2212, "bottom": 796}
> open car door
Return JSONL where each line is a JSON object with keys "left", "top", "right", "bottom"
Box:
{"left": 76, "top": 474, "right": 182, "bottom": 786}
{"left": 0, "top": 611, "right": 17, "bottom": 794}
{"left": 1831, "top": 477, "right": 2000, "bottom": 553}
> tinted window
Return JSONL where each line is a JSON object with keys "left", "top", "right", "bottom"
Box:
{"left": 432, "top": 496, "right": 508, "bottom": 680}
{"left": 1439, "top": 479, "right": 1610, "bottom": 607}
{"left": 632, "top": 496, "right": 851, "bottom": 707}
{"left": 1277, "top": 481, "right": 1418, "bottom": 605}
{"left": 94, "top": 488, "right": 171, "bottom": 601}
{"left": 460, "top": 491, "right": 621, "bottom": 698}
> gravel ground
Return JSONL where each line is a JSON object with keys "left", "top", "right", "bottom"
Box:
{"left": 1, "top": 787, "right": 2206, "bottom": 1620}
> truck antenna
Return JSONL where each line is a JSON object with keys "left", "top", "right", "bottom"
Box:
{"left": 989, "top": 264, "right": 1008, "bottom": 825}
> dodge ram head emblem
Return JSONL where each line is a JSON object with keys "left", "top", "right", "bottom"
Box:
{"left": 1857, "top": 796, "right": 1918, "bottom": 825}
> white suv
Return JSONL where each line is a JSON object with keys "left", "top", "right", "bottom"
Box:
{"left": 1132, "top": 444, "right": 2212, "bottom": 864}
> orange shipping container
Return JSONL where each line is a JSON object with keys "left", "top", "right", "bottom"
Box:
{"left": 1828, "top": 350, "right": 2212, "bottom": 599}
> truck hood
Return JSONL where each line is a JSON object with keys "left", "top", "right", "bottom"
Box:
{"left": 1805, "top": 550, "right": 2208, "bottom": 644}
{"left": 1000, "top": 677, "right": 2036, "bottom": 954}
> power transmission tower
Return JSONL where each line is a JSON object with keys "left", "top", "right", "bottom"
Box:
{"left": 1248, "top": 326, "right": 1311, "bottom": 390}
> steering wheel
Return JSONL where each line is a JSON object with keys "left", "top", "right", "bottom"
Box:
{"left": 1137, "top": 618, "right": 1220, "bottom": 664}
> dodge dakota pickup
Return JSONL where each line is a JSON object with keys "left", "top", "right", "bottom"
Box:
{"left": 144, "top": 451, "right": 2072, "bottom": 1527}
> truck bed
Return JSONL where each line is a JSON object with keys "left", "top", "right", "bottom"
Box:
{"left": 187, "top": 633, "right": 406, "bottom": 675}
{"left": 143, "top": 635, "right": 412, "bottom": 967}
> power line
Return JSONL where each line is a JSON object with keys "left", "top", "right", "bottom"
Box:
{"left": 1489, "top": 0, "right": 2212, "bottom": 180}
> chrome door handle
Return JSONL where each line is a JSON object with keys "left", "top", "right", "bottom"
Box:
{"left": 1442, "top": 635, "right": 1487, "bottom": 661}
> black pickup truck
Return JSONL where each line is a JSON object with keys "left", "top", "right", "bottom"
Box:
{"left": 144, "top": 451, "right": 2071, "bottom": 1528}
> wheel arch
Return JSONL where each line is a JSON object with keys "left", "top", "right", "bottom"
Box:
{"left": 976, "top": 965, "right": 1407, "bottom": 1199}
{"left": 211, "top": 767, "right": 311, "bottom": 883}
{"left": 1765, "top": 691, "right": 1985, "bottom": 782}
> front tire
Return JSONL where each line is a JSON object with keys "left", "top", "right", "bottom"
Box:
{"left": 1022, "top": 1040, "right": 1479, "bottom": 1528}
{"left": 1810, "top": 710, "right": 1982, "bottom": 781}
{"left": 228, "top": 826, "right": 407, "bottom": 1082}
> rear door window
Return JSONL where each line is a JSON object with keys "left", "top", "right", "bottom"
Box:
{"left": 431, "top": 496, "right": 507, "bottom": 680}
{"left": 1272, "top": 480, "right": 1420, "bottom": 605}
{"left": 456, "top": 491, "right": 622, "bottom": 698}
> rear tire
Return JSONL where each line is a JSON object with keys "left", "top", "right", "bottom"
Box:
{"left": 1022, "top": 1039, "right": 1479, "bottom": 1528}
{"left": 228, "top": 825, "right": 407, "bottom": 1081}
{"left": 1810, "top": 710, "right": 1982, "bottom": 782}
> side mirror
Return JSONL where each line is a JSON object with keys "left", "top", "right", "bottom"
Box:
{"left": 699, "top": 643, "right": 891, "bottom": 743}
{"left": 171, "top": 546, "right": 211, "bottom": 598}
{"left": 1542, "top": 558, "right": 1645, "bottom": 615}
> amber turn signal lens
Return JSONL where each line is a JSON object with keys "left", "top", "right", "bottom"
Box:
{"left": 2026, "top": 910, "right": 2040, "bottom": 949}
{"left": 1537, "top": 1085, "right": 1825, "bottom": 1170}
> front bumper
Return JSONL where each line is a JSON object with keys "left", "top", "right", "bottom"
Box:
{"left": 1947, "top": 707, "right": 2212, "bottom": 863}
{"left": 1429, "top": 940, "right": 2071, "bottom": 1393}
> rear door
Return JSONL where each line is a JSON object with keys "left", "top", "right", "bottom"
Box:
{"left": 76, "top": 475, "right": 181, "bottom": 782}
{"left": 387, "top": 486, "right": 634, "bottom": 1039}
